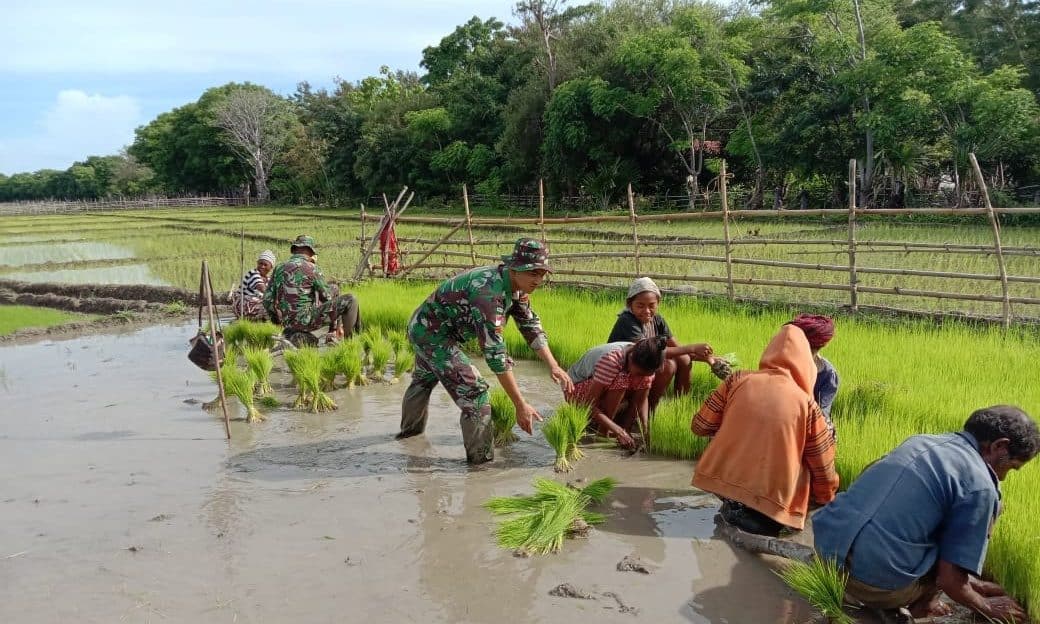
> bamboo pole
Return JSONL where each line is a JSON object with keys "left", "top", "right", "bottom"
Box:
{"left": 538, "top": 179, "right": 547, "bottom": 243}
{"left": 359, "top": 203, "right": 367, "bottom": 263}
{"left": 627, "top": 184, "right": 641, "bottom": 275}
{"left": 353, "top": 186, "right": 407, "bottom": 281}
{"left": 398, "top": 221, "right": 467, "bottom": 277}
{"left": 720, "top": 161, "right": 734, "bottom": 301}
{"left": 462, "top": 184, "right": 477, "bottom": 266}
{"left": 969, "top": 153, "right": 1011, "bottom": 328}
{"left": 848, "top": 159, "right": 859, "bottom": 311}
{"left": 202, "top": 261, "right": 231, "bottom": 440}
{"left": 238, "top": 227, "right": 245, "bottom": 318}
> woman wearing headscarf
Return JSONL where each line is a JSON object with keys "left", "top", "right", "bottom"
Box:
{"left": 232, "top": 250, "right": 276, "bottom": 320}
{"left": 690, "top": 325, "right": 839, "bottom": 537}
{"left": 787, "top": 314, "right": 839, "bottom": 424}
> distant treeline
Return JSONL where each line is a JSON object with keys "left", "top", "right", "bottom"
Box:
{"left": 2, "top": 0, "right": 1039, "bottom": 209}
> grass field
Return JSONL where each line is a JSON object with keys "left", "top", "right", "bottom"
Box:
{"left": 0, "top": 304, "right": 94, "bottom": 336}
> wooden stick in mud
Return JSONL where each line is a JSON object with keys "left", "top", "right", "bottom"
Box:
{"left": 848, "top": 159, "right": 859, "bottom": 312}
{"left": 353, "top": 186, "right": 408, "bottom": 281}
{"left": 969, "top": 153, "right": 1011, "bottom": 328}
{"left": 202, "top": 260, "right": 231, "bottom": 440}
{"left": 238, "top": 227, "right": 245, "bottom": 318}
{"left": 462, "top": 184, "right": 477, "bottom": 266}
{"left": 359, "top": 203, "right": 367, "bottom": 266}
{"left": 714, "top": 516, "right": 815, "bottom": 563}
{"left": 720, "top": 161, "right": 735, "bottom": 301}
{"left": 538, "top": 178, "right": 547, "bottom": 243}
{"left": 627, "top": 183, "right": 641, "bottom": 275}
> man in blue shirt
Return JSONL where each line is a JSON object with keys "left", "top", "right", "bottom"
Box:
{"left": 814, "top": 405, "right": 1038, "bottom": 621}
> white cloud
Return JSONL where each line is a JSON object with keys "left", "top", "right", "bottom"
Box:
{"left": 0, "top": 90, "right": 142, "bottom": 173}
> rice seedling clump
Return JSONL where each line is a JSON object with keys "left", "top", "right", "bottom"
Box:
{"left": 777, "top": 557, "right": 855, "bottom": 624}
{"left": 558, "top": 403, "right": 590, "bottom": 462}
{"left": 369, "top": 336, "right": 393, "bottom": 381}
{"left": 484, "top": 477, "right": 616, "bottom": 556}
{"left": 490, "top": 389, "right": 518, "bottom": 446}
{"left": 243, "top": 346, "right": 275, "bottom": 396}
{"left": 649, "top": 394, "right": 708, "bottom": 460}
{"left": 211, "top": 360, "right": 264, "bottom": 423}
{"left": 283, "top": 347, "right": 337, "bottom": 412}
{"left": 542, "top": 412, "right": 572, "bottom": 472}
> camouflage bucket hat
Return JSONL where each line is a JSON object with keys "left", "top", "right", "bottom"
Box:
{"left": 290, "top": 235, "right": 317, "bottom": 254}
{"left": 501, "top": 237, "right": 552, "bottom": 273}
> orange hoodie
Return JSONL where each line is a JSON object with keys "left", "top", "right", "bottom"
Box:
{"left": 691, "top": 325, "right": 838, "bottom": 529}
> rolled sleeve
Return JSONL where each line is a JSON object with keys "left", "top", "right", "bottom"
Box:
{"left": 938, "top": 488, "right": 998, "bottom": 575}
{"left": 509, "top": 293, "right": 548, "bottom": 350}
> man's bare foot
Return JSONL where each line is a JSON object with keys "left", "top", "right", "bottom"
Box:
{"left": 908, "top": 595, "right": 953, "bottom": 618}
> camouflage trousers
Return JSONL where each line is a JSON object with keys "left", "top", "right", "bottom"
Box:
{"left": 284, "top": 294, "right": 362, "bottom": 335}
{"left": 398, "top": 340, "right": 494, "bottom": 464}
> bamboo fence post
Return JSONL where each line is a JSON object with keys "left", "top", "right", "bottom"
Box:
{"left": 538, "top": 178, "right": 547, "bottom": 243}
{"left": 720, "top": 161, "right": 735, "bottom": 301}
{"left": 202, "top": 261, "right": 231, "bottom": 440}
{"left": 398, "top": 221, "right": 467, "bottom": 277}
{"left": 462, "top": 184, "right": 477, "bottom": 265}
{"left": 238, "top": 227, "right": 245, "bottom": 318}
{"left": 353, "top": 186, "right": 407, "bottom": 280}
{"left": 969, "top": 152, "right": 1011, "bottom": 328}
{"left": 627, "top": 183, "right": 641, "bottom": 275}
{"left": 848, "top": 159, "right": 859, "bottom": 312}
{"left": 359, "top": 203, "right": 367, "bottom": 262}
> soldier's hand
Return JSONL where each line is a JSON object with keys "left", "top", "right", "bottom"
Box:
{"left": 550, "top": 366, "right": 574, "bottom": 393}
{"left": 515, "top": 402, "right": 542, "bottom": 435}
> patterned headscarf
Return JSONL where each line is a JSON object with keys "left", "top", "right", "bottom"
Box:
{"left": 258, "top": 250, "right": 276, "bottom": 265}
{"left": 788, "top": 314, "right": 835, "bottom": 350}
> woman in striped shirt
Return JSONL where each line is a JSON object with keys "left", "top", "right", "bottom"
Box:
{"left": 232, "top": 250, "right": 276, "bottom": 320}
{"left": 563, "top": 337, "right": 669, "bottom": 449}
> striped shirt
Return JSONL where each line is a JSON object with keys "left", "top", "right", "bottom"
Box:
{"left": 566, "top": 343, "right": 654, "bottom": 404}
{"left": 240, "top": 269, "right": 266, "bottom": 299}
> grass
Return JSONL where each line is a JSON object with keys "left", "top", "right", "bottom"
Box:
{"left": 222, "top": 320, "right": 281, "bottom": 350}
{"left": 777, "top": 557, "right": 855, "bottom": 624}
{"left": 243, "top": 346, "right": 275, "bottom": 396}
{"left": 0, "top": 305, "right": 95, "bottom": 335}
{"left": 211, "top": 360, "right": 264, "bottom": 423}
{"left": 484, "top": 477, "right": 616, "bottom": 555}
{"left": 649, "top": 393, "right": 709, "bottom": 460}
{"left": 542, "top": 411, "right": 572, "bottom": 472}
{"left": 283, "top": 347, "right": 337, "bottom": 412}
{"left": 490, "top": 389, "right": 518, "bottom": 446}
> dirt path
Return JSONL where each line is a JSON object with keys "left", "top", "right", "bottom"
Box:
{"left": 0, "top": 323, "right": 817, "bottom": 624}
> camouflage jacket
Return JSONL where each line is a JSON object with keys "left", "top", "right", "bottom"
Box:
{"left": 262, "top": 254, "right": 331, "bottom": 324}
{"left": 408, "top": 265, "right": 548, "bottom": 374}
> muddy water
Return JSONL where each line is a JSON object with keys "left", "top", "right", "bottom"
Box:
{"left": 0, "top": 263, "right": 168, "bottom": 286}
{"left": 0, "top": 324, "right": 812, "bottom": 624}
{"left": 0, "top": 241, "right": 136, "bottom": 267}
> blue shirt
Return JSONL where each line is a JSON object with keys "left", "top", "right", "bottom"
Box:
{"left": 814, "top": 356, "right": 839, "bottom": 418}
{"left": 814, "top": 432, "right": 1000, "bottom": 590}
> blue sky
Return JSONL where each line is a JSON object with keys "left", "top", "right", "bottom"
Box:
{"left": 0, "top": 0, "right": 519, "bottom": 175}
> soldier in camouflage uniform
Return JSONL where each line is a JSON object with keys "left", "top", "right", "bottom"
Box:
{"left": 263, "top": 235, "right": 362, "bottom": 344}
{"left": 397, "top": 237, "right": 574, "bottom": 464}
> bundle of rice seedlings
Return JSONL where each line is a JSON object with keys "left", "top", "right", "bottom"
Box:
{"left": 710, "top": 352, "right": 740, "bottom": 380}
{"left": 244, "top": 321, "right": 281, "bottom": 350}
{"left": 777, "top": 558, "right": 855, "bottom": 624}
{"left": 221, "top": 321, "right": 251, "bottom": 350}
{"left": 490, "top": 389, "right": 517, "bottom": 446}
{"left": 386, "top": 329, "right": 408, "bottom": 358}
{"left": 320, "top": 346, "right": 341, "bottom": 391}
{"left": 334, "top": 338, "right": 366, "bottom": 387}
{"left": 211, "top": 361, "right": 263, "bottom": 423}
{"left": 558, "top": 403, "right": 590, "bottom": 462}
{"left": 484, "top": 477, "right": 616, "bottom": 556}
{"left": 283, "top": 348, "right": 329, "bottom": 411}
{"left": 359, "top": 328, "right": 382, "bottom": 365}
{"left": 542, "top": 412, "right": 572, "bottom": 472}
{"left": 243, "top": 346, "right": 275, "bottom": 396}
{"left": 369, "top": 336, "right": 393, "bottom": 381}
{"left": 649, "top": 394, "right": 708, "bottom": 460}
{"left": 393, "top": 348, "right": 415, "bottom": 381}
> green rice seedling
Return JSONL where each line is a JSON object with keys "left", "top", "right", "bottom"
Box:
{"left": 221, "top": 320, "right": 251, "bottom": 350}
{"left": 484, "top": 477, "right": 616, "bottom": 556}
{"left": 649, "top": 394, "right": 709, "bottom": 460}
{"left": 320, "top": 347, "right": 341, "bottom": 391}
{"left": 259, "top": 396, "right": 281, "bottom": 409}
{"left": 334, "top": 338, "right": 365, "bottom": 387}
{"left": 542, "top": 412, "right": 572, "bottom": 472}
{"left": 369, "top": 336, "right": 393, "bottom": 381}
{"left": 359, "top": 327, "right": 382, "bottom": 365}
{"left": 556, "top": 402, "right": 591, "bottom": 462}
{"left": 242, "top": 321, "right": 281, "bottom": 350}
{"left": 386, "top": 329, "right": 408, "bottom": 358}
{"left": 490, "top": 389, "right": 517, "bottom": 446}
{"left": 211, "top": 361, "right": 263, "bottom": 423}
{"left": 777, "top": 557, "right": 855, "bottom": 624}
{"left": 283, "top": 348, "right": 322, "bottom": 410}
{"left": 394, "top": 348, "right": 415, "bottom": 380}
{"left": 243, "top": 346, "right": 275, "bottom": 396}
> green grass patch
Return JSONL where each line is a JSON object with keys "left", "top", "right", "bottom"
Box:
{"left": 0, "top": 305, "right": 96, "bottom": 336}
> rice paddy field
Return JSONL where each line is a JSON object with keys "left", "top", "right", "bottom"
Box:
{"left": 2, "top": 205, "right": 1039, "bottom": 618}
{"left": 0, "top": 305, "right": 94, "bottom": 336}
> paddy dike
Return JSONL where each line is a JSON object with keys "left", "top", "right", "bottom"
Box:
{"left": 0, "top": 322, "right": 821, "bottom": 624}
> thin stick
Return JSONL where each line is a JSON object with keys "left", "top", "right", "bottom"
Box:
{"left": 462, "top": 184, "right": 477, "bottom": 265}
{"left": 203, "top": 261, "right": 231, "bottom": 440}
{"left": 538, "top": 178, "right": 547, "bottom": 243}
{"left": 353, "top": 186, "right": 408, "bottom": 281}
{"left": 397, "top": 221, "right": 468, "bottom": 277}
{"left": 720, "top": 161, "right": 734, "bottom": 301}
{"left": 238, "top": 227, "right": 245, "bottom": 318}
{"left": 359, "top": 203, "right": 367, "bottom": 269}
{"left": 969, "top": 153, "right": 1011, "bottom": 328}
{"left": 848, "top": 159, "right": 859, "bottom": 311}
{"left": 627, "top": 183, "right": 640, "bottom": 275}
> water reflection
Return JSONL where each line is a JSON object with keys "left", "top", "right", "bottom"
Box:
{"left": 3, "top": 263, "right": 169, "bottom": 286}
{"left": 0, "top": 241, "right": 135, "bottom": 267}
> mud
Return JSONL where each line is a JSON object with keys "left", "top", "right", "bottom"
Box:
{"left": 0, "top": 278, "right": 206, "bottom": 305}
{"left": 0, "top": 322, "right": 820, "bottom": 624}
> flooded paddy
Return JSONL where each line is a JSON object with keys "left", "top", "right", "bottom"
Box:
{"left": 0, "top": 242, "right": 136, "bottom": 268}
{"left": 0, "top": 323, "right": 813, "bottom": 624}
{"left": 1, "top": 263, "right": 169, "bottom": 286}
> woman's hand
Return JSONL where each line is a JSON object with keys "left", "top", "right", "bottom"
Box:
{"left": 687, "top": 343, "right": 713, "bottom": 362}
{"left": 616, "top": 429, "right": 637, "bottom": 450}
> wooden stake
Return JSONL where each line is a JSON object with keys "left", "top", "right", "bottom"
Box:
{"left": 848, "top": 159, "right": 859, "bottom": 312}
{"left": 238, "top": 227, "right": 245, "bottom": 318}
{"left": 359, "top": 203, "right": 367, "bottom": 262}
{"left": 462, "top": 184, "right": 477, "bottom": 266}
{"left": 538, "top": 178, "right": 547, "bottom": 243}
{"left": 202, "top": 260, "right": 231, "bottom": 440}
{"left": 353, "top": 186, "right": 408, "bottom": 281}
{"left": 969, "top": 152, "right": 1011, "bottom": 328}
{"left": 627, "top": 183, "right": 641, "bottom": 275}
{"left": 398, "top": 221, "right": 467, "bottom": 277}
{"left": 720, "top": 161, "right": 735, "bottom": 301}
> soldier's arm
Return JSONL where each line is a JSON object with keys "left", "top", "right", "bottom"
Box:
{"left": 508, "top": 293, "right": 548, "bottom": 350}
{"left": 312, "top": 266, "right": 332, "bottom": 302}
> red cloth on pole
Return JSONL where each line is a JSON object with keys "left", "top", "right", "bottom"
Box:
{"left": 378, "top": 219, "right": 400, "bottom": 275}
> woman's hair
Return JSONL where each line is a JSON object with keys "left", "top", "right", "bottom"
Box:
{"left": 965, "top": 405, "right": 1040, "bottom": 460}
{"left": 628, "top": 336, "right": 667, "bottom": 373}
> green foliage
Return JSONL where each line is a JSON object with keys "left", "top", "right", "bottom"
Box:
{"left": 542, "top": 411, "right": 572, "bottom": 473}
{"left": 243, "top": 346, "right": 275, "bottom": 396}
{"left": 369, "top": 336, "right": 393, "bottom": 380}
{"left": 283, "top": 347, "right": 337, "bottom": 412}
{"left": 211, "top": 360, "right": 263, "bottom": 423}
{"left": 0, "top": 305, "right": 93, "bottom": 336}
{"left": 490, "top": 389, "right": 517, "bottom": 446}
{"left": 649, "top": 393, "right": 708, "bottom": 460}
{"left": 223, "top": 320, "right": 281, "bottom": 350}
{"left": 484, "top": 477, "right": 616, "bottom": 555}
{"left": 777, "top": 558, "right": 855, "bottom": 624}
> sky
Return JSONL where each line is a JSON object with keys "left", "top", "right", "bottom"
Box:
{"left": 0, "top": 0, "right": 519, "bottom": 175}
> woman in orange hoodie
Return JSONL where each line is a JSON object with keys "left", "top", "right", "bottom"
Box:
{"left": 690, "top": 324, "right": 839, "bottom": 536}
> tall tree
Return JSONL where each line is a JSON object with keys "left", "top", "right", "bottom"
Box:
{"left": 212, "top": 85, "right": 297, "bottom": 202}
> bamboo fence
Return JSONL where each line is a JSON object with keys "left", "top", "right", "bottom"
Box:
{"left": 361, "top": 156, "right": 1039, "bottom": 326}
{"left": 0, "top": 196, "right": 245, "bottom": 216}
